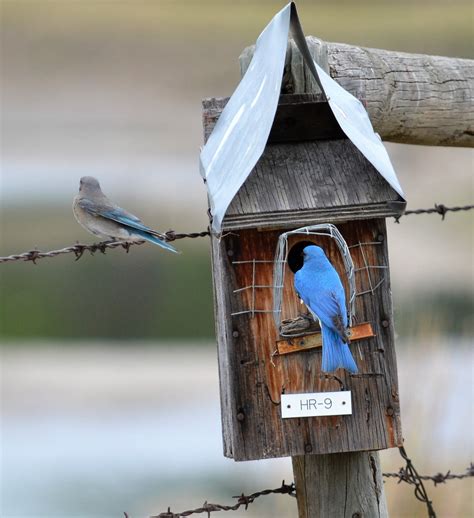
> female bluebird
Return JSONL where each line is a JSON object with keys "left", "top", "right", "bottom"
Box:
{"left": 294, "top": 245, "right": 358, "bottom": 373}
{"left": 73, "top": 176, "right": 178, "bottom": 253}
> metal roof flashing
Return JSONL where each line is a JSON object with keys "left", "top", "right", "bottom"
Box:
{"left": 200, "top": 2, "right": 406, "bottom": 234}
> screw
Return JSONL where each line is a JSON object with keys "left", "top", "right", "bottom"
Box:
{"left": 304, "top": 443, "right": 313, "bottom": 453}
{"left": 377, "top": 234, "right": 384, "bottom": 242}
{"left": 381, "top": 319, "right": 390, "bottom": 328}
{"left": 232, "top": 330, "right": 239, "bottom": 338}
{"left": 236, "top": 412, "right": 245, "bottom": 422}
{"left": 227, "top": 249, "right": 234, "bottom": 257}
{"left": 386, "top": 406, "right": 394, "bottom": 416}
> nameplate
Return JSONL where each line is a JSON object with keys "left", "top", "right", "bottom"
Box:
{"left": 281, "top": 391, "right": 352, "bottom": 418}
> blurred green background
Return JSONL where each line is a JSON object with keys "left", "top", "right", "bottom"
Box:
{"left": 1, "top": 1, "right": 473, "bottom": 517}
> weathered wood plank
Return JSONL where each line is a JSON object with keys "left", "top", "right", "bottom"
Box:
{"left": 211, "top": 219, "right": 402, "bottom": 461}
{"left": 209, "top": 235, "right": 236, "bottom": 456}
{"left": 240, "top": 37, "right": 474, "bottom": 147}
{"left": 216, "top": 203, "right": 406, "bottom": 231}
{"left": 228, "top": 140, "right": 397, "bottom": 213}
{"left": 292, "top": 451, "right": 388, "bottom": 518}
{"left": 277, "top": 322, "right": 375, "bottom": 355}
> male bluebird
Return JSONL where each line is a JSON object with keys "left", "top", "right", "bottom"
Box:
{"left": 73, "top": 176, "right": 178, "bottom": 253}
{"left": 294, "top": 245, "right": 358, "bottom": 374}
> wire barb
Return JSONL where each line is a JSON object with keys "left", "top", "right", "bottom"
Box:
{"left": 392, "top": 446, "right": 436, "bottom": 517}
{"left": 383, "top": 459, "right": 474, "bottom": 486}
{"left": 146, "top": 482, "right": 296, "bottom": 518}
{"left": 394, "top": 203, "right": 474, "bottom": 223}
{"left": 0, "top": 230, "right": 210, "bottom": 264}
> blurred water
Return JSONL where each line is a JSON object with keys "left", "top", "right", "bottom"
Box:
{"left": 1, "top": 340, "right": 472, "bottom": 517}
{"left": 0, "top": 344, "right": 295, "bottom": 517}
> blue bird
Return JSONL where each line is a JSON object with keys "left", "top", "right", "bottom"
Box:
{"left": 73, "top": 176, "right": 178, "bottom": 253}
{"left": 294, "top": 245, "right": 358, "bottom": 374}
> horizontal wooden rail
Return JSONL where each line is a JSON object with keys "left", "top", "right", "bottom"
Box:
{"left": 240, "top": 37, "right": 474, "bottom": 147}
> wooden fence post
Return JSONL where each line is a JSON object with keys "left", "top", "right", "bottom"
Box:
{"left": 292, "top": 452, "right": 388, "bottom": 518}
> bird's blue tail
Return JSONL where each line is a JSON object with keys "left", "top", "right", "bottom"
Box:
{"left": 321, "top": 326, "right": 358, "bottom": 374}
{"left": 132, "top": 229, "right": 179, "bottom": 253}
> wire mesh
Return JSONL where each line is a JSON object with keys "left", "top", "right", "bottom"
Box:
{"left": 349, "top": 242, "right": 388, "bottom": 298}
{"left": 230, "top": 259, "right": 285, "bottom": 317}
{"left": 273, "top": 224, "right": 356, "bottom": 333}
{"left": 229, "top": 227, "right": 388, "bottom": 329}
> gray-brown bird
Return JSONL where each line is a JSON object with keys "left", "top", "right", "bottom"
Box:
{"left": 73, "top": 176, "right": 178, "bottom": 253}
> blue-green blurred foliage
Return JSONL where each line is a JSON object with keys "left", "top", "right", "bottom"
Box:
{"left": 1, "top": 246, "right": 214, "bottom": 339}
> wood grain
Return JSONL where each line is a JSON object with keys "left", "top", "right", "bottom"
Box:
{"left": 240, "top": 36, "right": 474, "bottom": 147}
{"left": 292, "top": 451, "right": 388, "bottom": 517}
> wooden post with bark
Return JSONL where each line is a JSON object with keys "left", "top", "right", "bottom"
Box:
{"left": 240, "top": 37, "right": 474, "bottom": 148}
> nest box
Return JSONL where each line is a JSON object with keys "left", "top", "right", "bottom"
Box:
{"left": 200, "top": 3, "right": 406, "bottom": 461}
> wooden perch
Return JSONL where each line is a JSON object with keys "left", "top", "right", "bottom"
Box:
{"left": 277, "top": 322, "right": 375, "bottom": 356}
{"left": 240, "top": 37, "right": 474, "bottom": 147}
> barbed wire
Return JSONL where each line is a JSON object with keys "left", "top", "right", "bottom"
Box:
{"left": 383, "top": 457, "right": 474, "bottom": 487}
{"left": 389, "top": 446, "right": 436, "bottom": 517}
{"left": 394, "top": 203, "right": 474, "bottom": 222}
{"left": 1, "top": 202, "right": 473, "bottom": 264}
{"left": 137, "top": 481, "right": 295, "bottom": 518}
{"left": 123, "top": 454, "right": 473, "bottom": 518}
{"left": 382, "top": 449, "right": 473, "bottom": 518}
{"left": 0, "top": 230, "right": 210, "bottom": 264}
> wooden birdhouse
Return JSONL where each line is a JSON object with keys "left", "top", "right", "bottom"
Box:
{"left": 200, "top": 4, "right": 406, "bottom": 462}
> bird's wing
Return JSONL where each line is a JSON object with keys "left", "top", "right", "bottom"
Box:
{"left": 310, "top": 291, "right": 349, "bottom": 342}
{"left": 328, "top": 292, "right": 350, "bottom": 342}
{"left": 78, "top": 198, "right": 166, "bottom": 238}
{"left": 295, "top": 270, "right": 349, "bottom": 341}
